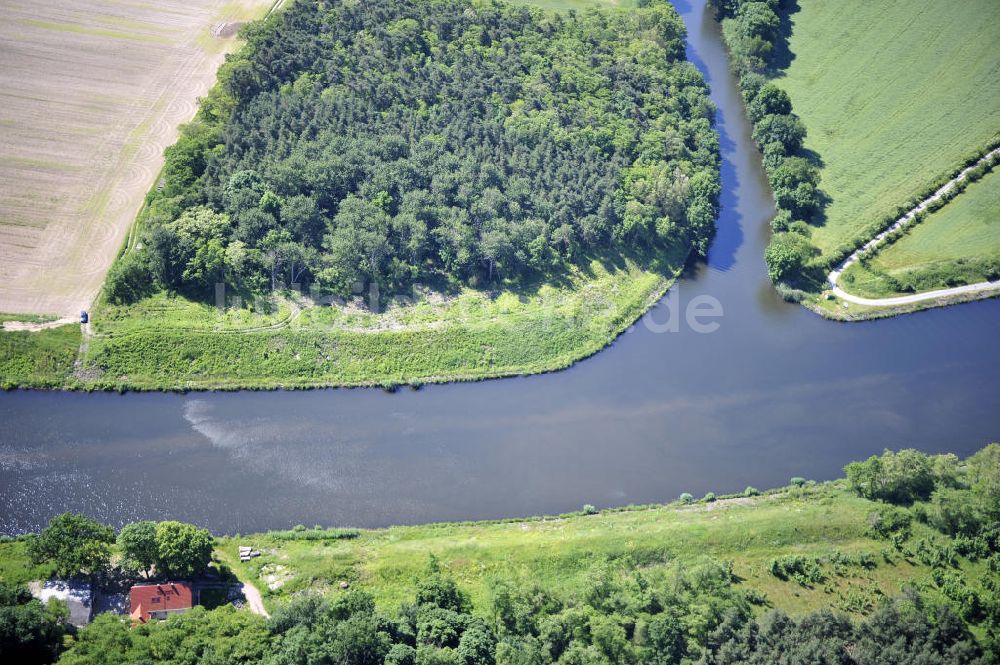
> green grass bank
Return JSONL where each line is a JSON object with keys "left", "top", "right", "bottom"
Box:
{"left": 0, "top": 247, "right": 683, "bottom": 390}
{"left": 4, "top": 445, "right": 998, "bottom": 663}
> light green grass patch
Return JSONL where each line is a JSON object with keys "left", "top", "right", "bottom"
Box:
{"left": 874, "top": 169, "right": 1000, "bottom": 271}
{"left": 80, "top": 247, "right": 683, "bottom": 389}
{"left": 778, "top": 0, "right": 1000, "bottom": 257}
{"left": 17, "top": 18, "right": 172, "bottom": 44}
{"left": 838, "top": 169, "right": 1000, "bottom": 297}
{"left": 0, "top": 325, "right": 80, "bottom": 389}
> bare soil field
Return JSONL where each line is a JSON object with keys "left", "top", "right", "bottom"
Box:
{"left": 0, "top": 0, "right": 273, "bottom": 317}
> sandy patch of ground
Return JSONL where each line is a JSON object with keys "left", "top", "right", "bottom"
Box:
{"left": 0, "top": 0, "right": 273, "bottom": 317}
{"left": 260, "top": 563, "right": 292, "bottom": 591}
{"left": 1, "top": 317, "right": 76, "bottom": 331}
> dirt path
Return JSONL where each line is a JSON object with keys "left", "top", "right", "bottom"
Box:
{"left": 240, "top": 581, "right": 269, "bottom": 618}
{"left": 828, "top": 147, "right": 1000, "bottom": 306}
{"left": 1, "top": 317, "right": 76, "bottom": 332}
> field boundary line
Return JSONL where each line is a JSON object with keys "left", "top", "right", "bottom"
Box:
{"left": 828, "top": 146, "right": 1000, "bottom": 306}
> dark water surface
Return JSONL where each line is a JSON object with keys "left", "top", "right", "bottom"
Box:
{"left": 1, "top": 0, "right": 998, "bottom": 534}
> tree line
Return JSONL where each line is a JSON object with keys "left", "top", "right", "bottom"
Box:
{"left": 107, "top": 0, "right": 720, "bottom": 305}
{"left": 714, "top": 0, "right": 824, "bottom": 287}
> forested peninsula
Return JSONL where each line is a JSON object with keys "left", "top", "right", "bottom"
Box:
{"left": 2, "top": 0, "right": 722, "bottom": 391}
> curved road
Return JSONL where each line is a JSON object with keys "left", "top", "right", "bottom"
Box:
{"left": 828, "top": 147, "right": 1000, "bottom": 306}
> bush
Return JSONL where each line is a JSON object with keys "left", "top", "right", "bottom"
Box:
{"left": 679, "top": 493, "right": 694, "bottom": 504}
{"left": 790, "top": 477, "right": 806, "bottom": 487}
{"left": 703, "top": 492, "right": 717, "bottom": 502}
{"left": 844, "top": 449, "right": 935, "bottom": 505}
{"left": 764, "top": 234, "right": 817, "bottom": 283}
{"left": 769, "top": 555, "right": 825, "bottom": 586}
{"left": 582, "top": 505, "right": 598, "bottom": 516}
{"left": 867, "top": 505, "right": 913, "bottom": 541}
{"left": 744, "top": 486, "right": 759, "bottom": 497}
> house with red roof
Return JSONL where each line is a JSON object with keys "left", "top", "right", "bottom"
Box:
{"left": 129, "top": 582, "right": 195, "bottom": 624}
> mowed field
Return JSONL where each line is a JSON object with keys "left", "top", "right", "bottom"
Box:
{"left": 0, "top": 0, "right": 274, "bottom": 317}
{"left": 778, "top": 0, "right": 1000, "bottom": 258}
{"left": 873, "top": 169, "right": 1000, "bottom": 273}
{"left": 840, "top": 167, "right": 1000, "bottom": 297}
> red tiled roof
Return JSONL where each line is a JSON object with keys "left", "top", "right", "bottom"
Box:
{"left": 129, "top": 582, "right": 194, "bottom": 623}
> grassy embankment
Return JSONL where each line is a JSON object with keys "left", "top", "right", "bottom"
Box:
{"left": 0, "top": 478, "right": 980, "bottom": 624}
{"left": 214, "top": 482, "right": 979, "bottom": 621}
{"left": 74, "top": 246, "right": 683, "bottom": 390}
{"left": 721, "top": 0, "right": 1000, "bottom": 314}
{"left": 0, "top": 325, "right": 80, "bottom": 390}
{"left": 0, "top": 247, "right": 682, "bottom": 391}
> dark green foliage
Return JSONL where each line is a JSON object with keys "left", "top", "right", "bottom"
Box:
{"left": 416, "top": 558, "right": 472, "bottom": 615}
{"left": 763, "top": 232, "right": 816, "bottom": 282}
{"left": 746, "top": 84, "right": 791, "bottom": 123}
{"left": 929, "top": 487, "right": 985, "bottom": 538}
{"left": 866, "top": 505, "right": 913, "bottom": 541}
{"left": 699, "top": 595, "right": 984, "bottom": 665}
{"left": 844, "top": 448, "right": 936, "bottom": 505}
{"left": 768, "top": 555, "right": 825, "bottom": 586}
{"left": 117, "top": 521, "right": 158, "bottom": 578}
{"left": 104, "top": 251, "right": 155, "bottom": 305}
{"left": 58, "top": 606, "right": 270, "bottom": 665}
{"left": 853, "top": 593, "right": 983, "bottom": 665}
{"left": 153, "top": 521, "right": 213, "bottom": 579}
{"left": 0, "top": 582, "right": 68, "bottom": 664}
{"left": 119, "top": 0, "right": 719, "bottom": 304}
{"left": 968, "top": 444, "right": 1000, "bottom": 517}
{"left": 28, "top": 513, "right": 115, "bottom": 579}
{"left": 717, "top": 0, "right": 825, "bottom": 286}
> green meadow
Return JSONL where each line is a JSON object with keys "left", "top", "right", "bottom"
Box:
{"left": 71, "top": 248, "right": 682, "bottom": 390}
{"left": 216, "top": 482, "right": 977, "bottom": 620}
{"left": 841, "top": 169, "right": 1000, "bottom": 297}
{"left": 778, "top": 0, "right": 1000, "bottom": 260}
{"left": 0, "top": 325, "right": 80, "bottom": 390}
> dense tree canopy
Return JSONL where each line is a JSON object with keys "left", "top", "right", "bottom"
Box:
{"left": 111, "top": 0, "right": 720, "bottom": 303}
{"left": 55, "top": 557, "right": 993, "bottom": 665}
{"left": 153, "top": 521, "right": 214, "bottom": 579}
{"left": 27, "top": 513, "right": 115, "bottom": 579}
{"left": 0, "top": 583, "right": 68, "bottom": 665}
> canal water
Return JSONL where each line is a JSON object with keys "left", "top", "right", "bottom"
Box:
{"left": 1, "top": 0, "right": 997, "bottom": 534}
